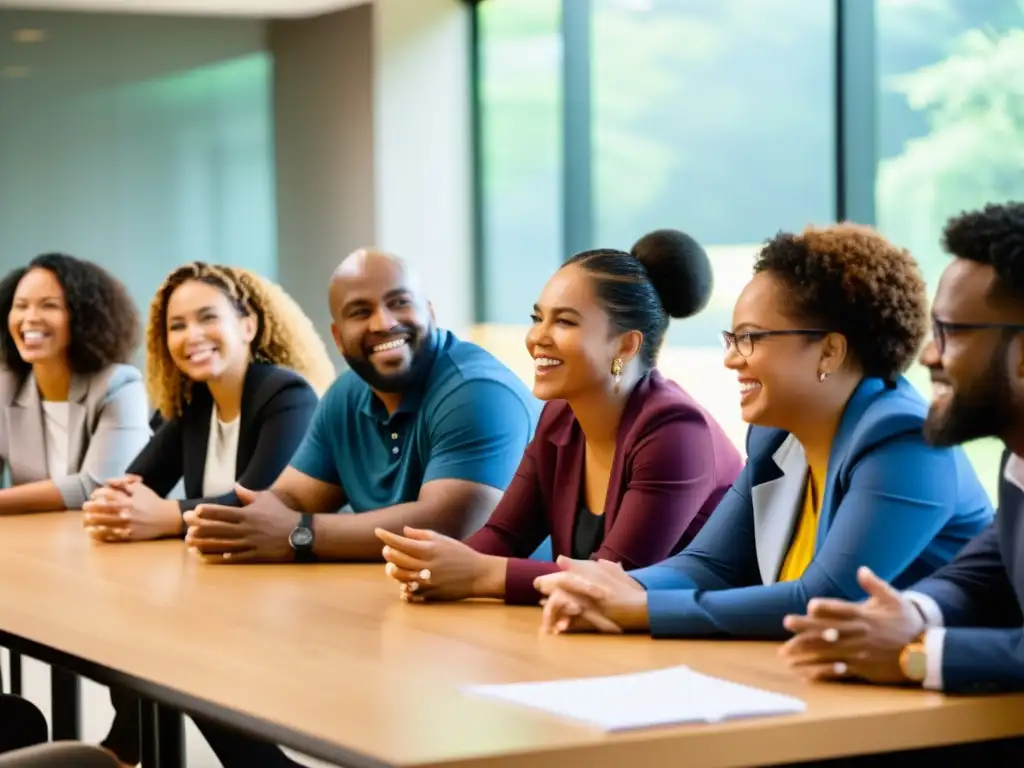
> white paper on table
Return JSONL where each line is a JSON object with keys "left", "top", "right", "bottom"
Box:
{"left": 464, "top": 665, "right": 806, "bottom": 732}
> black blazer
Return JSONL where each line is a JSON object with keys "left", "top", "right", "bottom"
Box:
{"left": 126, "top": 363, "right": 318, "bottom": 511}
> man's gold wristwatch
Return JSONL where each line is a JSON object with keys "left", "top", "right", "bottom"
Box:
{"left": 899, "top": 631, "right": 927, "bottom": 683}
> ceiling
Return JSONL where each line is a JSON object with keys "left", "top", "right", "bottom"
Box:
{"left": 0, "top": 0, "right": 368, "bottom": 17}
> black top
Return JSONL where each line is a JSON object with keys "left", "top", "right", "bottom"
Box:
{"left": 571, "top": 502, "right": 606, "bottom": 560}
{"left": 126, "top": 362, "right": 318, "bottom": 512}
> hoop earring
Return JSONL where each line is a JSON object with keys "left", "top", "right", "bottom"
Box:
{"left": 819, "top": 371, "right": 829, "bottom": 383}
{"left": 611, "top": 358, "right": 623, "bottom": 393}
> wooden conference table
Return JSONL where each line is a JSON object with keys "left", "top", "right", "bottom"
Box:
{"left": 0, "top": 513, "right": 1023, "bottom": 768}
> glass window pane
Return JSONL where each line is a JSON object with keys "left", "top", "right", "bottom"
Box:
{"left": 592, "top": 0, "right": 836, "bottom": 446}
{"left": 478, "top": 0, "right": 562, "bottom": 325}
{"left": 876, "top": 0, "right": 1024, "bottom": 500}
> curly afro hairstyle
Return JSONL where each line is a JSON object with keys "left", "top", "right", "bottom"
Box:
{"left": 753, "top": 223, "right": 928, "bottom": 384}
{"left": 942, "top": 201, "right": 1024, "bottom": 302}
{"left": 0, "top": 253, "right": 140, "bottom": 378}
{"left": 147, "top": 262, "right": 336, "bottom": 418}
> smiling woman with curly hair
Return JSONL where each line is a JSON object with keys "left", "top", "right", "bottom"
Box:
{"left": 533, "top": 223, "right": 994, "bottom": 641}
{"left": 144, "top": 263, "right": 335, "bottom": 419}
{"left": 0, "top": 253, "right": 150, "bottom": 514}
{"left": 83, "top": 262, "right": 335, "bottom": 539}
{"left": 85, "top": 263, "right": 335, "bottom": 768}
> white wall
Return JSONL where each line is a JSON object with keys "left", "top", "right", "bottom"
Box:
{"left": 373, "top": 0, "right": 474, "bottom": 334}
{"left": 270, "top": 4, "right": 375, "bottom": 367}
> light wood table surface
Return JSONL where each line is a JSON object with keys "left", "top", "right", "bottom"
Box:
{"left": 1, "top": 512, "right": 1022, "bottom": 768}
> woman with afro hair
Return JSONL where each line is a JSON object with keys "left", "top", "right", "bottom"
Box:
{"left": 0, "top": 253, "right": 150, "bottom": 514}
{"left": 83, "top": 261, "right": 334, "bottom": 546}
{"left": 534, "top": 223, "right": 995, "bottom": 639}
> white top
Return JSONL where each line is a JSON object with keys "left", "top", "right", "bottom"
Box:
{"left": 202, "top": 407, "right": 240, "bottom": 497}
{"left": 41, "top": 401, "right": 70, "bottom": 480}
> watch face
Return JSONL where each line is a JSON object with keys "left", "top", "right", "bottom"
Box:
{"left": 906, "top": 649, "right": 928, "bottom": 682}
{"left": 290, "top": 527, "right": 313, "bottom": 548}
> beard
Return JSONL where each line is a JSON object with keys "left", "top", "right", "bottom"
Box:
{"left": 344, "top": 326, "right": 437, "bottom": 393}
{"left": 924, "top": 346, "right": 1016, "bottom": 447}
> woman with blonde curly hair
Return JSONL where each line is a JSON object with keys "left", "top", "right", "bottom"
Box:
{"left": 82, "top": 262, "right": 334, "bottom": 768}
{"left": 82, "top": 262, "right": 334, "bottom": 545}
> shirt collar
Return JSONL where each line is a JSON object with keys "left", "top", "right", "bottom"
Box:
{"left": 359, "top": 328, "right": 443, "bottom": 423}
{"left": 1004, "top": 453, "right": 1024, "bottom": 494}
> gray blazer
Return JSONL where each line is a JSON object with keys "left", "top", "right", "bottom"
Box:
{"left": 0, "top": 364, "right": 151, "bottom": 509}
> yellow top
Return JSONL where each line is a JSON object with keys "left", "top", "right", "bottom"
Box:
{"left": 777, "top": 464, "right": 826, "bottom": 582}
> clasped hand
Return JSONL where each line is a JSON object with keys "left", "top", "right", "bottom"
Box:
{"left": 183, "top": 485, "right": 300, "bottom": 563}
{"left": 376, "top": 526, "right": 495, "bottom": 601}
{"left": 83, "top": 475, "right": 182, "bottom": 542}
{"left": 533, "top": 556, "right": 647, "bottom": 634}
{"left": 779, "top": 566, "right": 925, "bottom": 685}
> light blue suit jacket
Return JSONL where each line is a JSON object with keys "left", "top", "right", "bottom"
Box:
{"left": 632, "top": 377, "right": 993, "bottom": 639}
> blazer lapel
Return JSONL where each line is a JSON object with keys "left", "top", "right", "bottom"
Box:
{"left": 65, "top": 374, "right": 89, "bottom": 476}
{"left": 751, "top": 434, "right": 808, "bottom": 585}
{"left": 236, "top": 364, "right": 261, "bottom": 468}
{"left": 815, "top": 377, "right": 886, "bottom": 544}
{"left": 601, "top": 375, "right": 651, "bottom": 528}
{"left": 182, "top": 389, "right": 213, "bottom": 499}
{"left": 552, "top": 419, "right": 585, "bottom": 556}
{"left": 9, "top": 373, "right": 47, "bottom": 480}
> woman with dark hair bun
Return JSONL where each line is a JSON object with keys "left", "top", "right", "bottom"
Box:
{"left": 376, "top": 229, "right": 743, "bottom": 605}
{"left": 0, "top": 253, "right": 149, "bottom": 514}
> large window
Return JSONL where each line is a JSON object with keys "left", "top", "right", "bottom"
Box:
{"left": 475, "top": 0, "right": 835, "bottom": 447}
{"left": 474, "top": 0, "right": 1020, "bottom": 495}
{"left": 591, "top": 0, "right": 834, "bottom": 445}
{"left": 876, "top": 0, "right": 1024, "bottom": 499}
{"left": 477, "top": 0, "right": 562, "bottom": 326}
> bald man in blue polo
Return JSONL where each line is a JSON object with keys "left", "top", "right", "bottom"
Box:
{"left": 179, "top": 249, "right": 539, "bottom": 767}
{"left": 185, "top": 248, "right": 539, "bottom": 564}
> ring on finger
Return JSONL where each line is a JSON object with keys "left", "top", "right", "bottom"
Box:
{"left": 822, "top": 627, "right": 840, "bottom": 643}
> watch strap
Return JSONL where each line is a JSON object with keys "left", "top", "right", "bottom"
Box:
{"left": 291, "top": 513, "right": 317, "bottom": 563}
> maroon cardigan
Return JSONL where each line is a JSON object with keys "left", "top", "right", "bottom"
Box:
{"left": 466, "top": 370, "right": 743, "bottom": 605}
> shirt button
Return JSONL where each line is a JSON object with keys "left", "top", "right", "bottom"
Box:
{"left": 392, "top": 447, "right": 399, "bottom": 455}
{"left": 391, "top": 432, "right": 398, "bottom": 440}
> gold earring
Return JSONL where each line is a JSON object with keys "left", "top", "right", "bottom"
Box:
{"left": 611, "top": 358, "right": 623, "bottom": 393}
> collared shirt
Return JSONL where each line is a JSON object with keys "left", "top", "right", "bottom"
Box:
{"left": 289, "top": 329, "right": 539, "bottom": 512}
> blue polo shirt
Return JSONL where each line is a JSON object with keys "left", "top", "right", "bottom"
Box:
{"left": 289, "top": 329, "right": 539, "bottom": 512}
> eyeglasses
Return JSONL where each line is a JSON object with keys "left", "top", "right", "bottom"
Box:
{"left": 932, "top": 316, "right": 1024, "bottom": 354}
{"left": 721, "top": 329, "right": 829, "bottom": 358}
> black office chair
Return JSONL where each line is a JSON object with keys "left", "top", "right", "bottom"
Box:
{"left": 0, "top": 695, "right": 48, "bottom": 755}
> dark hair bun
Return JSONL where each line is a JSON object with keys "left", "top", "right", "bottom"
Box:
{"left": 630, "top": 229, "right": 713, "bottom": 319}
